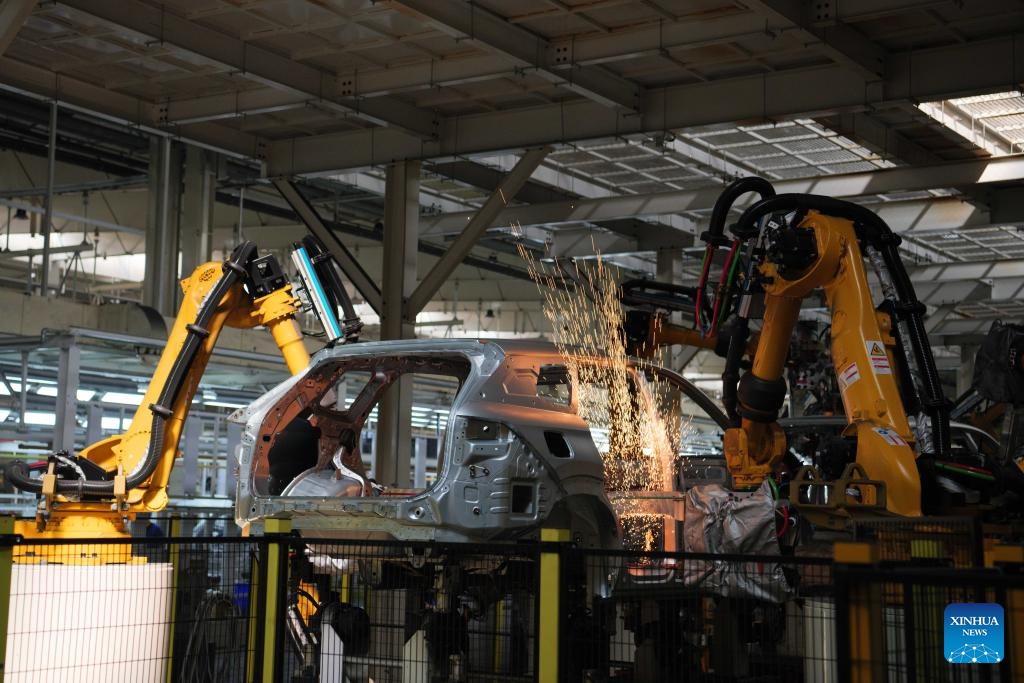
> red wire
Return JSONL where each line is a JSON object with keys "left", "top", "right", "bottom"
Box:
{"left": 938, "top": 462, "right": 992, "bottom": 475}
{"left": 709, "top": 239, "right": 740, "bottom": 334}
{"left": 777, "top": 506, "right": 790, "bottom": 538}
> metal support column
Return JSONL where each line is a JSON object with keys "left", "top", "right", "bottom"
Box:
{"left": 145, "top": 138, "right": 182, "bottom": 315}
{"left": 413, "top": 436, "right": 427, "bottom": 489}
{"left": 179, "top": 145, "right": 215, "bottom": 277}
{"left": 17, "top": 351, "right": 27, "bottom": 432}
{"left": 53, "top": 337, "right": 80, "bottom": 453}
{"left": 957, "top": 344, "right": 977, "bottom": 396}
{"left": 181, "top": 416, "right": 201, "bottom": 497}
{"left": 86, "top": 402, "right": 103, "bottom": 445}
{"left": 376, "top": 161, "right": 420, "bottom": 487}
{"left": 40, "top": 100, "right": 57, "bottom": 296}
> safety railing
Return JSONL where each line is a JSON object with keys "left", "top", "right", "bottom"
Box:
{"left": 0, "top": 517, "right": 1020, "bottom": 683}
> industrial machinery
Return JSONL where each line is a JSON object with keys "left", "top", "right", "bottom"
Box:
{"left": 621, "top": 176, "right": 996, "bottom": 530}
{"left": 950, "top": 319, "right": 1024, "bottom": 509}
{"left": 232, "top": 336, "right": 730, "bottom": 682}
{"left": 5, "top": 238, "right": 358, "bottom": 558}
{"left": 233, "top": 338, "right": 721, "bottom": 546}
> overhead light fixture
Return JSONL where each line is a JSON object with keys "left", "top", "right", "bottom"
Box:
{"left": 13, "top": 208, "right": 28, "bottom": 222}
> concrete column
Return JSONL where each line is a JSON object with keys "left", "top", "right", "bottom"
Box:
{"left": 179, "top": 145, "right": 215, "bottom": 277}
{"left": 375, "top": 160, "right": 419, "bottom": 487}
{"left": 144, "top": 138, "right": 182, "bottom": 315}
{"left": 53, "top": 337, "right": 80, "bottom": 453}
{"left": 957, "top": 345, "right": 978, "bottom": 396}
{"left": 86, "top": 402, "right": 103, "bottom": 445}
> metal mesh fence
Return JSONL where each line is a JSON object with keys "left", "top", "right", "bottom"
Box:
{"left": 562, "top": 546, "right": 837, "bottom": 683}
{"left": 835, "top": 565, "right": 1021, "bottom": 683}
{"left": 3, "top": 526, "right": 1021, "bottom": 683}
{"left": 279, "top": 538, "right": 541, "bottom": 683}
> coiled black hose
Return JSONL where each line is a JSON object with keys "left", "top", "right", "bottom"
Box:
{"left": 731, "top": 193, "right": 951, "bottom": 460}
{"left": 9, "top": 242, "right": 258, "bottom": 496}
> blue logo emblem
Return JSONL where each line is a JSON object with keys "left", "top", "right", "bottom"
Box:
{"left": 944, "top": 603, "right": 1004, "bottom": 664}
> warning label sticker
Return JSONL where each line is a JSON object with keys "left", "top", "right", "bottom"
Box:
{"left": 873, "top": 427, "right": 907, "bottom": 447}
{"left": 838, "top": 361, "right": 861, "bottom": 390}
{"left": 866, "top": 339, "right": 892, "bottom": 374}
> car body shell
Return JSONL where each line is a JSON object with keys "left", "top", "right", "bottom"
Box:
{"left": 234, "top": 338, "right": 726, "bottom": 548}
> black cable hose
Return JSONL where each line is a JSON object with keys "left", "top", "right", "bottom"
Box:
{"left": 706, "top": 176, "right": 777, "bottom": 241}
{"left": 720, "top": 317, "right": 749, "bottom": 427}
{"left": 732, "top": 193, "right": 951, "bottom": 460}
{"left": 9, "top": 242, "right": 258, "bottom": 496}
{"left": 704, "top": 177, "right": 776, "bottom": 425}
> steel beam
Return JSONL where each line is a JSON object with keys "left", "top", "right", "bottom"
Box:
{"left": 0, "top": 56, "right": 259, "bottom": 158}
{"left": 0, "top": 243, "right": 92, "bottom": 259}
{"left": 162, "top": 0, "right": 951, "bottom": 123}
{"left": 407, "top": 147, "right": 550, "bottom": 315}
{"left": 421, "top": 189, "right": 991, "bottom": 238}
{"left": 0, "top": 198, "right": 146, "bottom": 235}
{"left": 268, "top": 35, "right": 1024, "bottom": 175}
{"left": 929, "top": 317, "right": 1007, "bottom": 339}
{"left": 163, "top": 89, "right": 316, "bottom": 125}
{"left": 0, "top": 56, "right": 260, "bottom": 158}
{"left": 906, "top": 259, "right": 1024, "bottom": 282}
{"left": 270, "top": 178, "right": 382, "bottom": 314}
{"left": 546, "top": 11, "right": 786, "bottom": 67}
{"left": 914, "top": 280, "right": 992, "bottom": 307}
{"left": 419, "top": 150, "right": 1024, "bottom": 234}
{"left": 0, "top": 0, "right": 36, "bottom": 55}
{"left": 393, "top": 0, "right": 640, "bottom": 110}
{"left": 58, "top": 0, "right": 439, "bottom": 139}
{"left": 925, "top": 303, "right": 958, "bottom": 336}
{"left": 0, "top": 174, "right": 149, "bottom": 199}
{"left": 821, "top": 111, "right": 946, "bottom": 168}
{"left": 745, "top": 0, "right": 886, "bottom": 79}
{"left": 165, "top": 54, "right": 515, "bottom": 122}
{"left": 545, "top": 0, "right": 939, "bottom": 70}
{"left": 991, "top": 278, "right": 1024, "bottom": 301}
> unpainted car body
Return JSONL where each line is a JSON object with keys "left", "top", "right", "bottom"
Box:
{"left": 234, "top": 339, "right": 722, "bottom": 549}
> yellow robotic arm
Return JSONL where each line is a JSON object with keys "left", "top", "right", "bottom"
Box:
{"left": 10, "top": 242, "right": 310, "bottom": 541}
{"left": 704, "top": 179, "right": 951, "bottom": 519}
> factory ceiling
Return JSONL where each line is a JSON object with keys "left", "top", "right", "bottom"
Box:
{"left": 1, "top": 0, "right": 1024, "bottom": 349}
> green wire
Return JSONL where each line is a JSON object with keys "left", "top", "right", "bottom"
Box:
{"left": 933, "top": 462, "right": 995, "bottom": 481}
{"left": 726, "top": 241, "right": 743, "bottom": 286}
